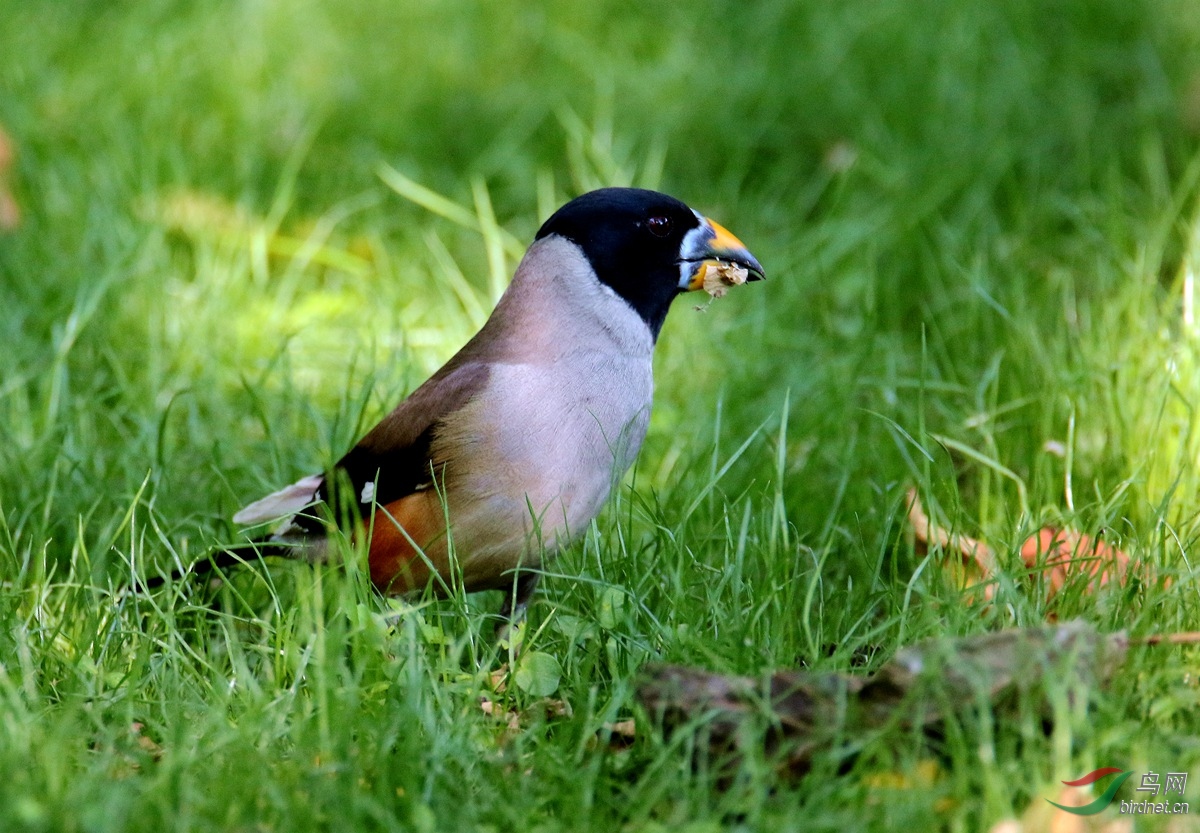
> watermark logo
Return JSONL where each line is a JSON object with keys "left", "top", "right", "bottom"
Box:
{"left": 1048, "top": 768, "right": 1132, "bottom": 816}
{"left": 1047, "top": 768, "right": 1189, "bottom": 816}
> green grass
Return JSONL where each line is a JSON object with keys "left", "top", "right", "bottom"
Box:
{"left": 3, "top": 0, "right": 1200, "bottom": 829}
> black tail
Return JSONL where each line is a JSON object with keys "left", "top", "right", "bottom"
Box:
{"left": 135, "top": 539, "right": 300, "bottom": 592}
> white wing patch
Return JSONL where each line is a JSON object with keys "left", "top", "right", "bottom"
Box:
{"left": 233, "top": 473, "right": 324, "bottom": 525}
{"left": 360, "top": 481, "right": 375, "bottom": 504}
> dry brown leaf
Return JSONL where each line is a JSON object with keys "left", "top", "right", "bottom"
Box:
{"left": 479, "top": 697, "right": 521, "bottom": 732}
{"left": 478, "top": 695, "right": 572, "bottom": 741}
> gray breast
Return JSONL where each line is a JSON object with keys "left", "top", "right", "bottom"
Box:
{"left": 429, "top": 235, "right": 657, "bottom": 579}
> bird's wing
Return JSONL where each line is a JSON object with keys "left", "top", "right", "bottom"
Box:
{"left": 232, "top": 473, "right": 326, "bottom": 526}
{"left": 233, "top": 361, "right": 491, "bottom": 530}
{"left": 328, "top": 360, "right": 490, "bottom": 509}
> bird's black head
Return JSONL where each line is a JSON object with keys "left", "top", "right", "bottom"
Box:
{"left": 535, "top": 187, "right": 763, "bottom": 339}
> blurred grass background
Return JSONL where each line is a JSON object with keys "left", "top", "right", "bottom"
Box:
{"left": 3, "top": 0, "right": 1200, "bottom": 830}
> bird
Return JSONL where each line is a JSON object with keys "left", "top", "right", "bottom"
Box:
{"left": 187, "top": 187, "right": 763, "bottom": 626}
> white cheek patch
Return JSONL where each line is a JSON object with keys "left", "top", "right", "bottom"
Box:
{"left": 360, "top": 481, "right": 376, "bottom": 504}
{"left": 678, "top": 211, "right": 713, "bottom": 289}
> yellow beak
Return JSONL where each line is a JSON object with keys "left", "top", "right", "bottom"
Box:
{"left": 679, "top": 217, "right": 765, "bottom": 292}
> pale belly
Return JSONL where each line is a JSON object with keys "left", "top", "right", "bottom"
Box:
{"left": 431, "top": 357, "right": 653, "bottom": 588}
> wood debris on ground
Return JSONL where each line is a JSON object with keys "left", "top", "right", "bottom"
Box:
{"left": 905, "top": 487, "right": 1137, "bottom": 607}
{"left": 638, "top": 622, "right": 1128, "bottom": 780}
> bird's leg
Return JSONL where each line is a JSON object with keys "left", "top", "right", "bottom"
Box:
{"left": 495, "top": 570, "right": 540, "bottom": 641}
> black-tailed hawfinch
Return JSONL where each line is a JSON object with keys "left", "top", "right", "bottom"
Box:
{"left": 196, "top": 187, "right": 763, "bottom": 622}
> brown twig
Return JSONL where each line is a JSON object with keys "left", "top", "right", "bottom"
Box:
{"left": 1129, "top": 631, "right": 1200, "bottom": 646}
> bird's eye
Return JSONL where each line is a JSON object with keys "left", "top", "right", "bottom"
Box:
{"left": 646, "top": 215, "right": 672, "bottom": 237}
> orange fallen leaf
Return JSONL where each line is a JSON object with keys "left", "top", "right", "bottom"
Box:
{"left": 906, "top": 487, "right": 1140, "bottom": 608}
{"left": 1018, "top": 528, "right": 1132, "bottom": 597}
